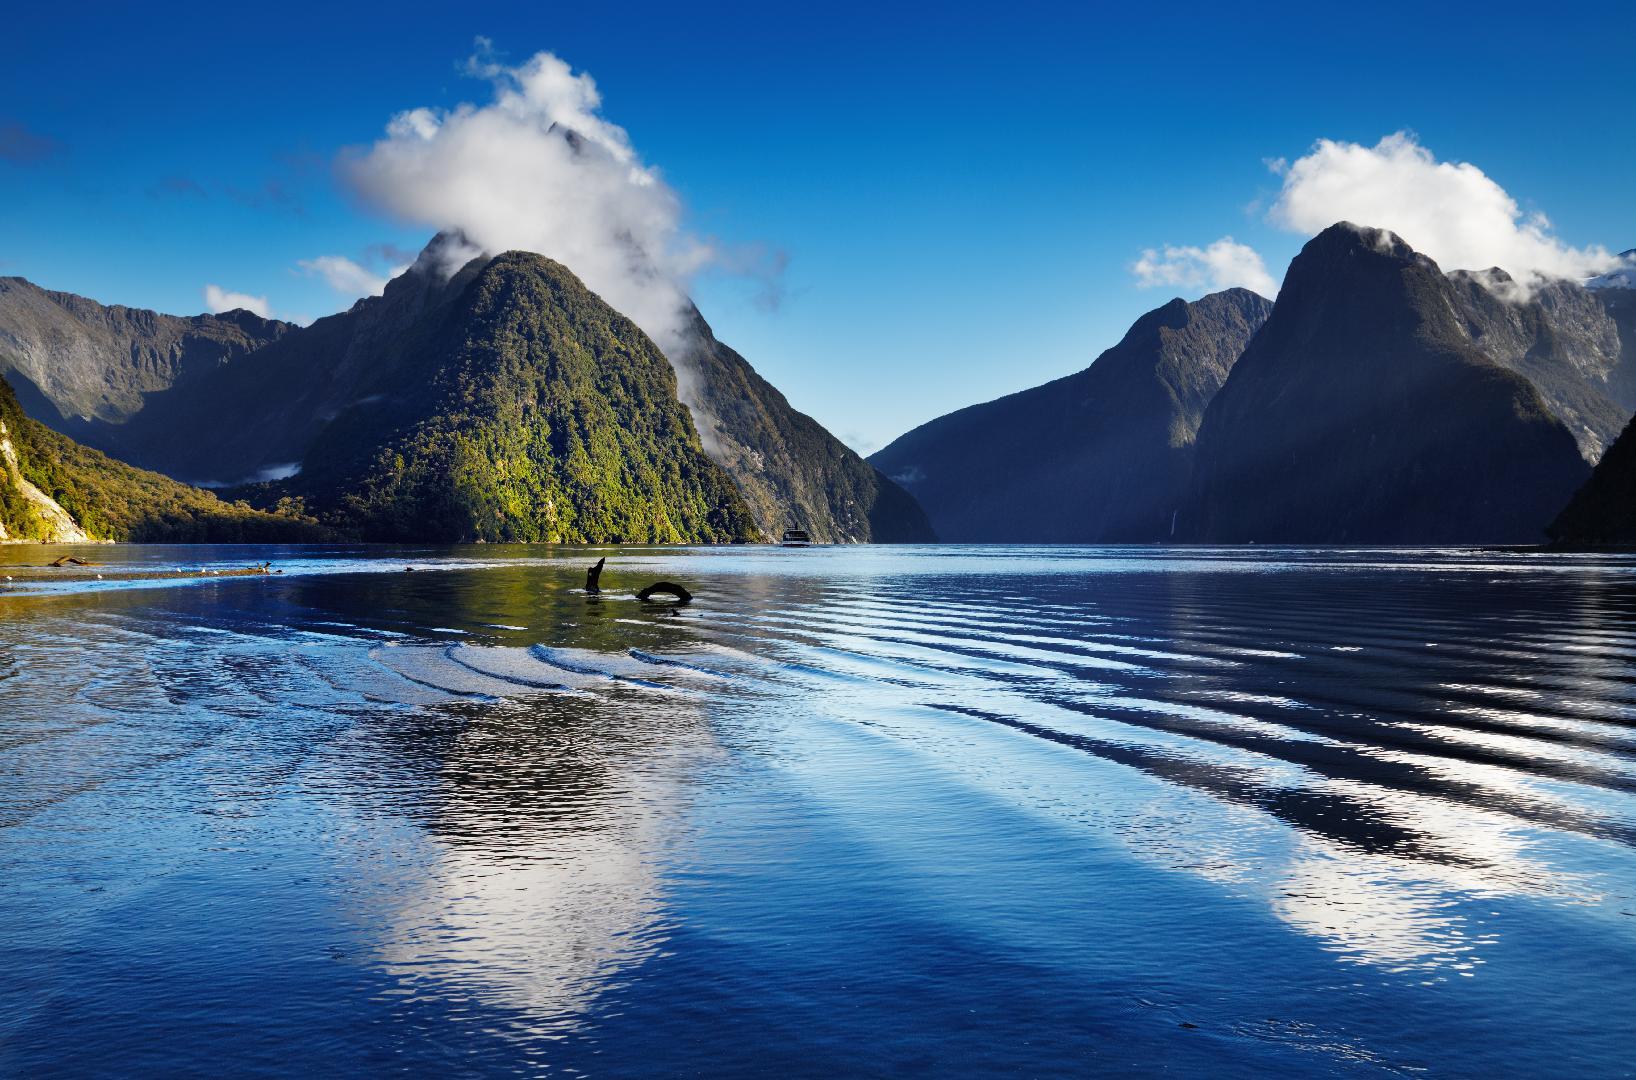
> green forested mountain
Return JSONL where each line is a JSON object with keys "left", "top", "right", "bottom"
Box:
{"left": 0, "top": 235, "right": 925, "bottom": 544}
{"left": 266, "top": 251, "right": 759, "bottom": 543}
{"left": 0, "top": 374, "right": 325, "bottom": 542}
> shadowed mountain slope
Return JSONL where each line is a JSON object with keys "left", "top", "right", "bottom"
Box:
{"left": 1446, "top": 270, "right": 1635, "bottom": 462}
{"left": 1182, "top": 224, "right": 1590, "bottom": 544}
{"left": 0, "top": 276, "right": 291, "bottom": 459}
{"left": 869, "top": 289, "right": 1272, "bottom": 542}
{"left": 1550, "top": 413, "right": 1636, "bottom": 545}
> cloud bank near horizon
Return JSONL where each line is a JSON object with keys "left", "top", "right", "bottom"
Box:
{"left": 1136, "top": 132, "right": 1625, "bottom": 299}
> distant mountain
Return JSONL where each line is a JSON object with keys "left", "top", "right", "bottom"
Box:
{"left": 868, "top": 289, "right": 1272, "bottom": 542}
{"left": 673, "top": 308, "right": 934, "bottom": 543}
{"left": 1446, "top": 268, "right": 1635, "bottom": 461}
{"left": 1593, "top": 278, "right": 1636, "bottom": 413}
{"left": 1549, "top": 412, "right": 1636, "bottom": 545}
{"left": 1182, "top": 223, "right": 1591, "bottom": 544}
{"left": 1586, "top": 249, "right": 1636, "bottom": 291}
{"left": 0, "top": 276, "right": 291, "bottom": 458}
{"left": 0, "top": 374, "right": 323, "bottom": 543}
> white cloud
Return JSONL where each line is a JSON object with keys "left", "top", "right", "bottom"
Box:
{"left": 297, "top": 254, "right": 403, "bottom": 299}
{"left": 202, "top": 284, "right": 271, "bottom": 318}
{"left": 340, "top": 45, "right": 738, "bottom": 355}
{"left": 1133, "top": 237, "right": 1277, "bottom": 298}
{"left": 1268, "top": 132, "right": 1621, "bottom": 288}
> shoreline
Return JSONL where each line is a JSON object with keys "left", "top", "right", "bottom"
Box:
{"left": 0, "top": 562, "right": 281, "bottom": 588}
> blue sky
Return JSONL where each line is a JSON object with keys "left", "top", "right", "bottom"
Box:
{"left": 3, "top": 1, "right": 1632, "bottom": 452}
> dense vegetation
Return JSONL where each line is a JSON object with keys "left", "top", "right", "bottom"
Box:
{"left": 0, "top": 374, "right": 328, "bottom": 542}
{"left": 271, "top": 253, "right": 759, "bottom": 543}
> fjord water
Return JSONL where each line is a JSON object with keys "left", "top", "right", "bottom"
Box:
{"left": 2, "top": 546, "right": 1634, "bottom": 1077}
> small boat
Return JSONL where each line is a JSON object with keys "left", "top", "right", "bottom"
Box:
{"left": 780, "top": 529, "right": 813, "bottom": 547}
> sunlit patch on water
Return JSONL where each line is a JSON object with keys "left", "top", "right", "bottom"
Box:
{"left": 1, "top": 544, "right": 1635, "bottom": 1075}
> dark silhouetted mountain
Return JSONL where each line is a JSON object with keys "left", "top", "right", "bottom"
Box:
{"left": 1549, "top": 413, "right": 1636, "bottom": 545}
{"left": 0, "top": 374, "right": 325, "bottom": 542}
{"left": 1182, "top": 224, "right": 1590, "bottom": 544}
{"left": 868, "top": 289, "right": 1272, "bottom": 542}
{"left": 673, "top": 309, "right": 934, "bottom": 542}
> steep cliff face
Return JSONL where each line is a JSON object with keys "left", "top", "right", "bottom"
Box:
{"left": 1182, "top": 224, "right": 1590, "bottom": 544}
{"left": 869, "top": 289, "right": 1272, "bottom": 542}
{"left": 0, "top": 412, "right": 94, "bottom": 542}
{"left": 1446, "top": 270, "right": 1634, "bottom": 462}
{"left": 674, "top": 309, "right": 934, "bottom": 543}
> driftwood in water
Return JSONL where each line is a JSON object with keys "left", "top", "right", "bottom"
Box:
{"left": 585, "top": 557, "right": 607, "bottom": 594}
{"left": 636, "top": 581, "right": 692, "bottom": 603}
{"left": 47, "top": 556, "right": 93, "bottom": 567}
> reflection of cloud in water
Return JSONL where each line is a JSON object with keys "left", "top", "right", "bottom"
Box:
{"left": 1269, "top": 848, "right": 1479, "bottom": 971}
{"left": 340, "top": 664, "right": 723, "bottom": 1026}
{"left": 378, "top": 819, "right": 667, "bottom": 1025}
{"left": 1115, "top": 753, "right": 1620, "bottom": 969}
{"left": 824, "top": 682, "right": 1612, "bottom": 970}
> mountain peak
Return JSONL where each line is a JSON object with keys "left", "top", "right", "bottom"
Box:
{"left": 1183, "top": 220, "right": 1588, "bottom": 543}
{"left": 1304, "top": 221, "right": 1428, "bottom": 265}
{"left": 408, "top": 229, "right": 489, "bottom": 281}
{"left": 1586, "top": 248, "right": 1636, "bottom": 291}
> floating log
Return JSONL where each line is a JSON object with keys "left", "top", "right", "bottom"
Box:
{"left": 47, "top": 556, "right": 93, "bottom": 567}
{"left": 636, "top": 581, "right": 692, "bottom": 603}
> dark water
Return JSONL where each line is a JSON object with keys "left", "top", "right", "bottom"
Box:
{"left": 2, "top": 544, "right": 1634, "bottom": 1078}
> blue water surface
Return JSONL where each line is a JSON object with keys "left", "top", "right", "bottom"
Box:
{"left": 1, "top": 544, "right": 1633, "bottom": 1077}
